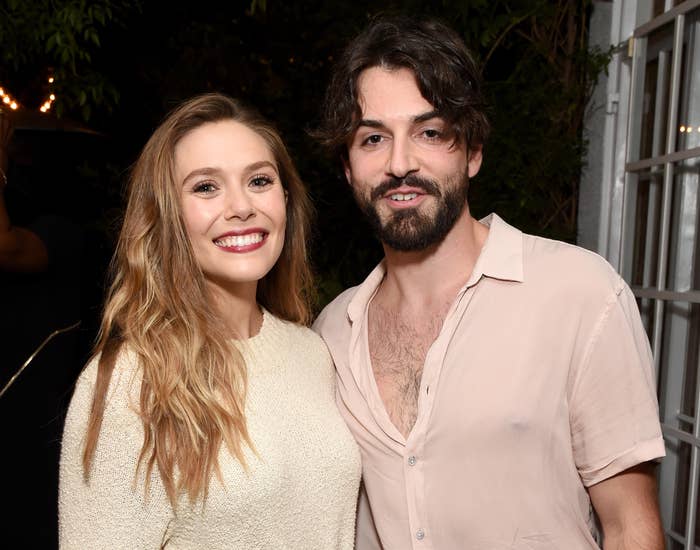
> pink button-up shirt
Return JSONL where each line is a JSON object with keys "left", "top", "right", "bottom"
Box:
{"left": 314, "top": 214, "right": 665, "bottom": 550}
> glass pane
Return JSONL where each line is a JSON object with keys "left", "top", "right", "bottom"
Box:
{"left": 636, "top": 295, "right": 658, "bottom": 343}
{"left": 641, "top": 57, "right": 660, "bottom": 159}
{"left": 696, "top": 482, "right": 700, "bottom": 547}
{"left": 666, "top": 159, "right": 699, "bottom": 294}
{"left": 631, "top": 170, "right": 664, "bottom": 287}
{"left": 659, "top": 295, "right": 700, "bottom": 426}
{"left": 677, "top": 9, "right": 700, "bottom": 153}
{"left": 679, "top": 302, "right": 699, "bottom": 419}
{"left": 638, "top": 24, "right": 674, "bottom": 161}
{"left": 653, "top": 0, "right": 668, "bottom": 18}
{"left": 673, "top": 441, "right": 691, "bottom": 536}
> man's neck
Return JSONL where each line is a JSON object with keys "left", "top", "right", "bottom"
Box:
{"left": 378, "top": 209, "right": 488, "bottom": 312}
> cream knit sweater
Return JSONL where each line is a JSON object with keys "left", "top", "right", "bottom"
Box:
{"left": 59, "top": 312, "right": 361, "bottom": 549}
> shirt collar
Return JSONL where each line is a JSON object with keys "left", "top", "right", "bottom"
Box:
{"left": 472, "top": 213, "right": 524, "bottom": 284}
{"left": 346, "top": 213, "right": 524, "bottom": 323}
{"left": 347, "top": 261, "right": 387, "bottom": 324}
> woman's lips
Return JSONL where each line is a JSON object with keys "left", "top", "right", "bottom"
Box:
{"left": 213, "top": 230, "right": 268, "bottom": 252}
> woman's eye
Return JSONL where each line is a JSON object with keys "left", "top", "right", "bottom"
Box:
{"left": 193, "top": 181, "right": 217, "bottom": 193}
{"left": 250, "top": 175, "right": 274, "bottom": 188}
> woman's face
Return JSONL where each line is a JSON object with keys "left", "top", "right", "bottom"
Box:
{"left": 175, "top": 120, "right": 287, "bottom": 296}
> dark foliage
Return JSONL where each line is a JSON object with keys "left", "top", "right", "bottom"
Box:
{"left": 1, "top": 0, "right": 610, "bottom": 308}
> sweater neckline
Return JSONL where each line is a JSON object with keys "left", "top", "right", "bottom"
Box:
{"left": 238, "top": 307, "right": 271, "bottom": 347}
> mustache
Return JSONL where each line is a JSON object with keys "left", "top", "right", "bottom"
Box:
{"left": 370, "top": 175, "right": 441, "bottom": 202}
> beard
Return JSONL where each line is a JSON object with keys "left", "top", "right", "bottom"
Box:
{"left": 352, "top": 171, "right": 469, "bottom": 252}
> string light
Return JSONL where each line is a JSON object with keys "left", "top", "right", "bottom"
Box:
{"left": 0, "top": 85, "right": 19, "bottom": 110}
{"left": 0, "top": 76, "right": 57, "bottom": 113}
{"left": 38, "top": 75, "right": 57, "bottom": 114}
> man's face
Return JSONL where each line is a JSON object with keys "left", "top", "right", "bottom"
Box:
{"left": 345, "top": 66, "right": 482, "bottom": 251}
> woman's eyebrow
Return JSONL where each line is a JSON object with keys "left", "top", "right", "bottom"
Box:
{"left": 182, "top": 166, "right": 224, "bottom": 186}
{"left": 243, "top": 160, "right": 278, "bottom": 173}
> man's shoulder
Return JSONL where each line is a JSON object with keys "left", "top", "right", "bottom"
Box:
{"left": 522, "top": 232, "right": 624, "bottom": 295}
{"left": 313, "top": 285, "right": 361, "bottom": 336}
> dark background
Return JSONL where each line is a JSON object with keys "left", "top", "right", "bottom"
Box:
{"left": 2, "top": 0, "right": 610, "bottom": 304}
{"left": 0, "top": 1, "right": 607, "bottom": 547}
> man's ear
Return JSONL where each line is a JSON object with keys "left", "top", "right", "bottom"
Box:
{"left": 342, "top": 156, "right": 352, "bottom": 185}
{"left": 467, "top": 145, "right": 483, "bottom": 179}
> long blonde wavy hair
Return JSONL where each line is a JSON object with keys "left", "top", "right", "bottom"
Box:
{"left": 82, "top": 93, "right": 314, "bottom": 506}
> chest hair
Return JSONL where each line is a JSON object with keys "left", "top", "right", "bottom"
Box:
{"left": 368, "top": 302, "right": 448, "bottom": 437}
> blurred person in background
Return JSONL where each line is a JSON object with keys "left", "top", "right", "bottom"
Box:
{"left": 1, "top": 128, "right": 86, "bottom": 549}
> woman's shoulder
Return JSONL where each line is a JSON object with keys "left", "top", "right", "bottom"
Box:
{"left": 263, "top": 312, "right": 328, "bottom": 349}
{"left": 72, "top": 344, "right": 142, "bottom": 410}
{"left": 250, "top": 311, "right": 333, "bottom": 371}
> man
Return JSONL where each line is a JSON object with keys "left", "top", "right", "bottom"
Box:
{"left": 313, "top": 15, "right": 666, "bottom": 550}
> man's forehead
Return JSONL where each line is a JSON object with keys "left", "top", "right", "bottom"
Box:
{"left": 356, "top": 66, "right": 436, "bottom": 121}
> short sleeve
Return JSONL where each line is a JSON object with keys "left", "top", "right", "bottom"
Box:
{"left": 569, "top": 281, "right": 665, "bottom": 487}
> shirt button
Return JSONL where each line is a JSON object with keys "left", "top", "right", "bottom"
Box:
{"left": 416, "top": 528, "right": 425, "bottom": 540}
{"left": 408, "top": 455, "right": 417, "bottom": 466}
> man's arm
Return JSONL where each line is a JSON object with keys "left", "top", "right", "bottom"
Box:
{"left": 588, "top": 462, "right": 665, "bottom": 550}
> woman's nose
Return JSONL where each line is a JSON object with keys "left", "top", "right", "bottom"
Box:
{"left": 223, "top": 189, "right": 256, "bottom": 221}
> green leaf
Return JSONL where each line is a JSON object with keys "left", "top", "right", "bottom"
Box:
{"left": 46, "top": 32, "right": 56, "bottom": 52}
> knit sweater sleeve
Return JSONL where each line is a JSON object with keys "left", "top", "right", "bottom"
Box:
{"left": 59, "top": 352, "right": 174, "bottom": 550}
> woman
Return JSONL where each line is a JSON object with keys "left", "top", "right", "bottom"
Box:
{"left": 59, "top": 94, "right": 361, "bottom": 549}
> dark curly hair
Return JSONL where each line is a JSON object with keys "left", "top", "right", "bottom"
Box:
{"left": 314, "top": 14, "right": 490, "bottom": 158}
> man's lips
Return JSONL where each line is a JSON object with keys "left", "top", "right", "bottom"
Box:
{"left": 382, "top": 188, "right": 427, "bottom": 209}
{"left": 370, "top": 176, "right": 440, "bottom": 202}
{"left": 383, "top": 186, "right": 425, "bottom": 201}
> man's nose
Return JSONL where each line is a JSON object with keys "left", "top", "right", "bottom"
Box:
{"left": 387, "top": 137, "right": 419, "bottom": 179}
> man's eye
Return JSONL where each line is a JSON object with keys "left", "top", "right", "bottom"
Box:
{"left": 423, "top": 129, "right": 442, "bottom": 139}
{"left": 363, "top": 134, "right": 383, "bottom": 146}
{"left": 193, "top": 181, "right": 217, "bottom": 193}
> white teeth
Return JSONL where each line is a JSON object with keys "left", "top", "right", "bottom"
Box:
{"left": 215, "top": 233, "right": 264, "bottom": 248}
{"left": 389, "top": 193, "right": 418, "bottom": 201}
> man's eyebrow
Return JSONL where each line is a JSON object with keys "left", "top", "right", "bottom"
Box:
{"left": 413, "top": 110, "right": 441, "bottom": 123}
{"left": 357, "top": 110, "right": 442, "bottom": 129}
{"left": 357, "top": 119, "right": 385, "bottom": 129}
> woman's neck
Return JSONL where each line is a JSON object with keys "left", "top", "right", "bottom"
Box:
{"left": 206, "top": 280, "right": 263, "bottom": 339}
